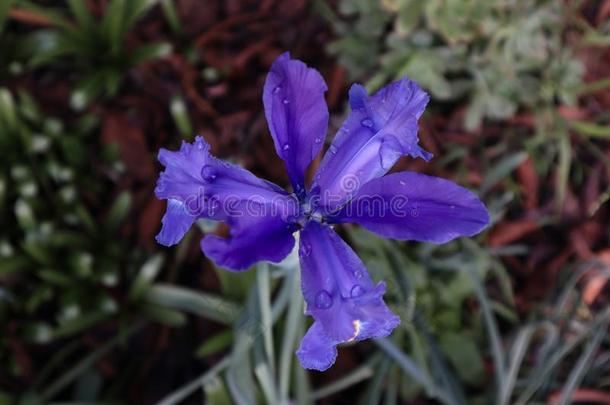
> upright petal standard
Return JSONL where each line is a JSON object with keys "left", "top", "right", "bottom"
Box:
{"left": 155, "top": 52, "right": 490, "bottom": 371}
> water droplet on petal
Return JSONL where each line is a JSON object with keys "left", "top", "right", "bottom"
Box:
{"left": 329, "top": 145, "right": 337, "bottom": 154}
{"left": 353, "top": 270, "right": 364, "bottom": 279}
{"left": 282, "top": 98, "right": 290, "bottom": 104}
{"left": 399, "top": 180, "right": 406, "bottom": 186}
{"left": 273, "top": 85, "right": 281, "bottom": 94}
{"left": 361, "top": 118, "right": 374, "bottom": 128}
{"left": 301, "top": 243, "right": 312, "bottom": 256}
{"left": 283, "top": 143, "right": 290, "bottom": 151}
{"left": 379, "top": 136, "right": 402, "bottom": 170}
{"left": 314, "top": 290, "right": 333, "bottom": 309}
{"left": 314, "top": 137, "right": 322, "bottom": 143}
{"left": 350, "top": 284, "right": 365, "bottom": 298}
{"left": 200, "top": 165, "right": 216, "bottom": 182}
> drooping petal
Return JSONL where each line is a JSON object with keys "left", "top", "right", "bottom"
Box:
{"left": 155, "top": 136, "right": 299, "bottom": 261}
{"left": 200, "top": 200, "right": 298, "bottom": 271}
{"left": 263, "top": 52, "right": 329, "bottom": 195}
{"left": 296, "top": 321, "right": 337, "bottom": 371}
{"left": 156, "top": 199, "right": 196, "bottom": 246}
{"left": 296, "top": 221, "right": 399, "bottom": 370}
{"left": 311, "top": 78, "right": 430, "bottom": 213}
{"left": 329, "top": 172, "right": 490, "bottom": 244}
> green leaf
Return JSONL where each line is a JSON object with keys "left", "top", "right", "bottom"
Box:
{"left": 101, "top": 0, "right": 128, "bottom": 55}
{"left": 52, "top": 311, "right": 110, "bottom": 339}
{"left": 40, "top": 322, "right": 144, "bottom": 401}
{"left": 67, "top": 0, "right": 95, "bottom": 31}
{"left": 145, "top": 284, "right": 241, "bottom": 325}
{"left": 130, "top": 42, "right": 172, "bottom": 65}
{"left": 196, "top": 330, "right": 234, "bottom": 357}
{"left": 480, "top": 152, "right": 528, "bottom": 195}
{"left": 160, "top": 0, "right": 181, "bottom": 34}
{"left": 570, "top": 120, "right": 610, "bottom": 138}
{"left": 256, "top": 263, "right": 274, "bottom": 372}
{"left": 129, "top": 253, "right": 164, "bottom": 301}
{"left": 0, "top": 88, "right": 17, "bottom": 130}
{"left": 279, "top": 272, "right": 302, "bottom": 402}
{"left": 170, "top": 95, "right": 193, "bottom": 139}
{"left": 26, "top": 30, "right": 79, "bottom": 67}
{"left": 140, "top": 302, "right": 186, "bottom": 326}
{"left": 105, "top": 191, "right": 131, "bottom": 233}
{"left": 439, "top": 333, "right": 484, "bottom": 384}
{"left": 156, "top": 356, "right": 231, "bottom": 405}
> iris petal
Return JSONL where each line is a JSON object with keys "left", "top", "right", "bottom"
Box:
{"left": 329, "top": 172, "right": 490, "bottom": 243}
{"left": 155, "top": 136, "right": 298, "bottom": 264}
{"left": 296, "top": 321, "right": 338, "bottom": 371}
{"left": 312, "top": 78, "right": 430, "bottom": 213}
{"left": 200, "top": 200, "right": 297, "bottom": 271}
{"left": 156, "top": 199, "right": 196, "bottom": 246}
{"left": 296, "top": 221, "right": 399, "bottom": 370}
{"left": 263, "top": 52, "right": 329, "bottom": 195}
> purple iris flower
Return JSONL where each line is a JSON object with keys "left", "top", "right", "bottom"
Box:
{"left": 155, "top": 53, "right": 489, "bottom": 371}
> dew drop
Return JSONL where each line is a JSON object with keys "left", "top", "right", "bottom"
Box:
{"left": 282, "top": 98, "right": 290, "bottom": 104}
{"left": 301, "top": 243, "right": 312, "bottom": 256}
{"left": 283, "top": 143, "right": 290, "bottom": 151}
{"left": 350, "top": 284, "right": 365, "bottom": 298}
{"left": 273, "top": 85, "right": 281, "bottom": 94}
{"left": 361, "top": 118, "right": 374, "bottom": 128}
{"left": 353, "top": 270, "right": 364, "bottom": 279}
{"left": 314, "top": 290, "right": 333, "bottom": 309}
{"left": 379, "top": 136, "right": 401, "bottom": 170}
{"left": 399, "top": 180, "right": 406, "bottom": 186}
{"left": 200, "top": 165, "right": 216, "bottom": 182}
{"left": 314, "top": 137, "right": 322, "bottom": 143}
{"left": 329, "top": 145, "right": 338, "bottom": 154}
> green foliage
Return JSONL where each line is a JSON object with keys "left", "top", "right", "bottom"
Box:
{"left": 16, "top": 0, "right": 170, "bottom": 108}
{"left": 0, "top": 87, "right": 139, "bottom": 379}
{"left": 323, "top": 0, "right": 584, "bottom": 129}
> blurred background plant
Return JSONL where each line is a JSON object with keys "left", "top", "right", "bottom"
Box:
{"left": 320, "top": 0, "right": 584, "bottom": 130}
{"left": 17, "top": 0, "right": 172, "bottom": 109}
{"left": 1, "top": 0, "right": 610, "bottom": 404}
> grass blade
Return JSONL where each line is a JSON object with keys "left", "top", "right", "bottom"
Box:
{"left": 256, "top": 263, "right": 275, "bottom": 373}
{"left": 279, "top": 271, "right": 302, "bottom": 402}
{"left": 498, "top": 326, "right": 535, "bottom": 405}
{"left": 145, "top": 284, "right": 241, "bottom": 325}
{"left": 156, "top": 356, "right": 231, "bottom": 405}
{"left": 465, "top": 265, "right": 506, "bottom": 396}
{"left": 312, "top": 359, "right": 376, "bottom": 400}
{"left": 375, "top": 337, "right": 453, "bottom": 405}
{"left": 41, "top": 322, "right": 144, "bottom": 401}
{"left": 556, "top": 322, "right": 608, "bottom": 405}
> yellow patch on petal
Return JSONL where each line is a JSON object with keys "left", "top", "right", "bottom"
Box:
{"left": 348, "top": 319, "right": 361, "bottom": 342}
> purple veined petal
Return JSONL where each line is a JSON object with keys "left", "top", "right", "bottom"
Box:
{"left": 296, "top": 221, "right": 399, "bottom": 370}
{"left": 156, "top": 199, "right": 197, "bottom": 246}
{"left": 263, "top": 52, "right": 329, "bottom": 195}
{"left": 155, "top": 136, "right": 298, "bottom": 249}
{"left": 311, "top": 78, "right": 431, "bottom": 214}
{"left": 156, "top": 136, "right": 289, "bottom": 214}
{"left": 329, "top": 172, "right": 490, "bottom": 244}
{"left": 201, "top": 199, "right": 298, "bottom": 271}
